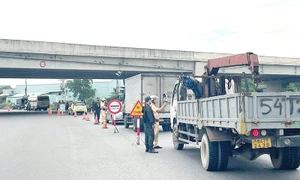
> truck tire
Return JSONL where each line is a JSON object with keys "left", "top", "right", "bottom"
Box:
{"left": 217, "top": 141, "right": 230, "bottom": 171}
{"left": 133, "top": 120, "right": 137, "bottom": 132}
{"left": 200, "top": 133, "right": 219, "bottom": 171}
{"left": 124, "top": 120, "right": 129, "bottom": 128}
{"left": 270, "top": 147, "right": 300, "bottom": 170}
{"left": 172, "top": 126, "right": 184, "bottom": 150}
{"left": 162, "top": 124, "right": 171, "bottom": 132}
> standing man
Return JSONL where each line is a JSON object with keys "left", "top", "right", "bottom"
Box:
{"left": 143, "top": 96, "right": 158, "bottom": 153}
{"left": 150, "top": 95, "right": 168, "bottom": 149}
{"left": 93, "top": 97, "right": 101, "bottom": 125}
{"left": 100, "top": 98, "right": 107, "bottom": 124}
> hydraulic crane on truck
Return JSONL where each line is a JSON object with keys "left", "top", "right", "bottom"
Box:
{"left": 179, "top": 52, "right": 262, "bottom": 100}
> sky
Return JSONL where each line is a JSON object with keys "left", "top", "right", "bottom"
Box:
{"left": 0, "top": 0, "right": 300, "bottom": 86}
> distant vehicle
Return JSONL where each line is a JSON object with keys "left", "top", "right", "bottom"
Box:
{"left": 107, "top": 111, "right": 123, "bottom": 124}
{"left": 11, "top": 103, "right": 22, "bottom": 110}
{"left": 68, "top": 102, "right": 87, "bottom": 115}
{"left": 11, "top": 98, "right": 27, "bottom": 110}
{"left": 37, "top": 95, "right": 50, "bottom": 110}
{"left": 28, "top": 95, "right": 38, "bottom": 110}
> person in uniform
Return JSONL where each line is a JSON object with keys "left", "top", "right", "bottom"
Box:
{"left": 100, "top": 98, "right": 107, "bottom": 124}
{"left": 143, "top": 96, "right": 158, "bottom": 153}
{"left": 93, "top": 98, "right": 101, "bottom": 124}
{"left": 150, "top": 95, "right": 168, "bottom": 149}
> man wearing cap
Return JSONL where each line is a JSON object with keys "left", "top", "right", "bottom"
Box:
{"left": 143, "top": 96, "right": 158, "bottom": 153}
{"left": 93, "top": 97, "right": 101, "bottom": 124}
{"left": 150, "top": 95, "right": 168, "bottom": 149}
{"left": 100, "top": 97, "right": 107, "bottom": 124}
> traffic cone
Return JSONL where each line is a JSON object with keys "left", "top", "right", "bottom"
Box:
{"left": 85, "top": 114, "right": 90, "bottom": 121}
{"left": 57, "top": 109, "right": 60, "bottom": 116}
{"left": 61, "top": 111, "right": 64, "bottom": 116}
{"left": 90, "top": 109, "right": 93, "bottom": 114}
{"left": 82, "top": 113, "right": 87, "bottom": 120}
{"left": 7, "top": 107, "right": 10, "bottom": 112}
{"left": 48, "top": 109, "right": 52, "bottom": 115}
{"left": 102, "top": 119, "right": 108, "bottom": 129}
{"left": 74, "top": 111, "right": 77, "bottom": 118}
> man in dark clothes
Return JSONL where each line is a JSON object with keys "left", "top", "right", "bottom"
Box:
{"left": 143, "top": 96, "right": 158, "bottom": 153}
{"left": 93, "top": 97, "right": 101, "bottom": 124}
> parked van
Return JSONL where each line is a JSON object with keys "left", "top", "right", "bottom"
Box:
{"left": 37, "top": 95, "right": 50, "bottom": 110}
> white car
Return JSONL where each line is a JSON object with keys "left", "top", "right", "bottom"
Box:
{"left": 107, "top": 111, "right": 123, "bottom": 124}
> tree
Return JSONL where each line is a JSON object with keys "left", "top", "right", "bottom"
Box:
{"left": 283, "top": 83, "right": 300, "bottom": 92}
{"left": 106, "top": 91, "right": 120, "bottom": 102}
{"left": 240, "top": 78, "right": 256, "bottom": 92}
{"left": 66, "top": 79, "right": 95, "bottom": 101}
{"left": 0, "top": 85, "right": 12, "bottom": 94}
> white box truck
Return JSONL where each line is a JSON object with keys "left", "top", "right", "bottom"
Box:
{"left": 123, "top": 73, "right": 178, "bottom": 132}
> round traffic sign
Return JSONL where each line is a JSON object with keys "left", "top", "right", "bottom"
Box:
{"left": 107, "top": 99, "right": 122, "bottom": 115}
{"left": 40, "top": 61, "right": 46, "bottom": 68}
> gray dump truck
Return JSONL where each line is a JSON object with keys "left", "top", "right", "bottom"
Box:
{"left": 123, "top": 73, "right": 178, "bottom": 132}
{"left": 170, "top": 53, "right": 300, "bottom": 171}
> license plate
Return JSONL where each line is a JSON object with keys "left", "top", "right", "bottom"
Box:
{"left": 252, "top": 138, "right": 272, "bottom": 149}
{"left": 159, "top": 119, "right": 164, "bottom": 122}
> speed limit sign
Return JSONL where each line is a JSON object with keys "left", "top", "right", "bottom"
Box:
{"left": 107, "top": 99, "right": 122, "bottom": 115}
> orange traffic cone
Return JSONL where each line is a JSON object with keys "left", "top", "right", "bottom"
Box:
{"left": 82, "top": 113, "right": 87, "bottom": 120}
{"left": 61, "top": 111, "right": 64, "bottom": 116}
{"left": 74, "top": 111, "right": 77, "bottom": 118}
{"left": 90, "top": 109, "right": 93, "bottom": 114}
{"left": 102, "top": 119, "right": 108, "bottom": 129}
{"left": 85, "top": 114, "right": 90, "bottom": 121}
{"left": 48, "top": 109, "right": 52, "bottom": 115}
{"left": 7, "top": 107, "right": 10, "bottom": 112}
{"left": 57, "top": 109, "right": 60, "bottom": 115}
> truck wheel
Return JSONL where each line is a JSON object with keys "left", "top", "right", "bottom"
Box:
{"left": 162, "top": 124, "right": 171, "bottom": 132}
{"left": 200, "top": 133, "right": 219, "bottom": 171}
{"left": 124, "top": 120, "right": 129, "bottom": 128}
{"left": 172, "top": 126, "right": 184, "bottom": 150}
{"left": 217, "top": 141, "right": 230, "bottom": 171}
{"left": 133, "top": 120, "right": 137, "bottom": 132}
{"left": 270, "top": 147, "right": 300, "bottom": 169}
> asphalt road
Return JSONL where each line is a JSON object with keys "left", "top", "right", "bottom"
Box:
{"left": 0, "top": 112, "right": 299, "bottom": 180}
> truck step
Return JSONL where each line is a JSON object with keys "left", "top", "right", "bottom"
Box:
{"left": 178, "top": 138, "right": 200, "bottom": 147}
{"left": 179, "top": 130, "right": 198, "bottom": 138}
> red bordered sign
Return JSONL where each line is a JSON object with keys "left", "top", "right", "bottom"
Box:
{"left": 107, "top": 99, "right": 122, "bottom": 115}
{"left": 129, "top": 100, "right": 143, "bottom": 116}
{"left": 40, "top": 61, "right": 46, "bottom": 68}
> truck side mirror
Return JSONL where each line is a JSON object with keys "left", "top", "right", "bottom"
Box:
{"left": 163, "top": 93, "right": 168, "bottom": 102}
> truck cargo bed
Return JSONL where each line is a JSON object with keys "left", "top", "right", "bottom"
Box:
{"left": 177, "top": 92, "right": 300, "bottom": 134}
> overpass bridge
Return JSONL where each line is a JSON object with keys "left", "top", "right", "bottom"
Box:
{"left": 0, "top": 39, "right": 300, "bottom": 82}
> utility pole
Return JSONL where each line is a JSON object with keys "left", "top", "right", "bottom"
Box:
{"left": 25, "top": 79, "right": 27, "bottom": 96}
{"left": 60, "top": 79, "right": 66, "bottom": 102}
{"left": 116, "top": 80, "right": 120, "bottom": 94}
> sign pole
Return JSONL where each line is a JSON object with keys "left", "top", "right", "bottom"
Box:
{"left": 136, "top": 116, "right": 140, "bottom": 145}
{"left": 113, "top": 114, "right": 119, "bottom": 133}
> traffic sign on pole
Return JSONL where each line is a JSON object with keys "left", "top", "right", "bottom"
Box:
{"left": 107, "top": 99, "right": 122, "bottom": 133}
{"left": 107, "top": 99, "right": 122, "bottom": 115}
{"left": 130, "top": 100, "right": 143, "bottom": 116}
{"left": 130, "top": 100, "right": 144, "bottom": 145}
